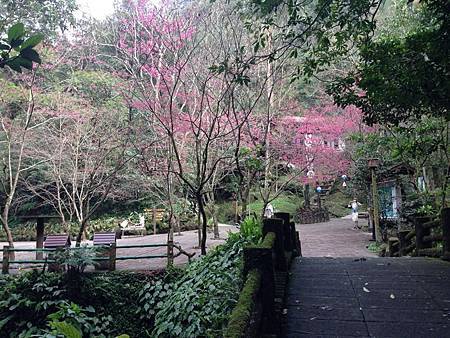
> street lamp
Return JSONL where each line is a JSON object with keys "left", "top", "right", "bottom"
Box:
{"left": 316, "top": 185, "right": 322, "bottom": 209}
{"left": 368, "top": 158, "right": 382, "bottom": 242}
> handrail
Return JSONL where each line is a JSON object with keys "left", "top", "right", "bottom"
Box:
{"left": 389, "top": 208, "right": 449, "bottom": 259}
{"left": 225, "top": 213, "right": 301, "bottom": 337}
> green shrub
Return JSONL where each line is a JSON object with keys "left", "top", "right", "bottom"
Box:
{"left": 0, "top": 269, "right": 165, "bottom": 337}
{"left": 239, "top": 216, "right": 262, "bottom": 244}
{"left": 149, "top": 236, "right": 251, "bottom": 337}
{"left": 40, "top": 301, "right": 114, "bottom": 337}
{"left": 0, "top": 270, "right": 67, "bottom": 336}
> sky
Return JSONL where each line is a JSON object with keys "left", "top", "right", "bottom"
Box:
{"left": 76, "top": 0, "right": 116, "bottom": 20}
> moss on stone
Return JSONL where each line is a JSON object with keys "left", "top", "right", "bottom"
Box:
{"left": 224, "top": 269, "right": 261, "bottom": 338}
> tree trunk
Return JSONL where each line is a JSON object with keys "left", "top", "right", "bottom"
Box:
{"left": 197, "top": 209, "right": 202, "bottom": 248}
{"left": 212, "top": 206, "right": 219, "bottom": 239}
{"left": 76, "top": 219, "right": 89, "bottom": 246}
{"left": 1, "top": 210, "right": 15, "bottom": 260}
{"left": 197, "top": 194, "right": 208, "bottom": 255}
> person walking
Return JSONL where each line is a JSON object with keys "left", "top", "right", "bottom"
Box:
{"left": 264, "top": 202, "right": 274, "bottom": 218}
{"left": 349, "top": 198, "right": 362, "bottom": 229}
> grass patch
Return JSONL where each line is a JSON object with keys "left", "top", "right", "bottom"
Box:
{"left": 248, "top": 194, "right": 302, "bottom": 216}
{"left": 322, "top": 190, "right": 353, "bottom": 218}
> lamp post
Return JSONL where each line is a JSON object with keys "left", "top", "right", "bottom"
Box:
{"left": 368, "top": 158, "right": 382, "bottom": 242}
{"left": 316, "top": 185, "right": 322, "bottom": 209}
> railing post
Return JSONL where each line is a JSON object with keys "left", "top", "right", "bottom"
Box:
{"left": 2, "top": 246, "right": 10, "bottom": 274}
{"left": 388, "top": 237, "right": 398, "bottom": 257}
{"left": 289, "top": 221, "right": 300, "bottom": 257}
{"left": 263, "top": 218, "right": 286, "bottom": 271}
{"left": 415, "top": 216, "right": 432, "bottom": 255}
{"left": 243, "top": 242, "right": 276, "bottom": 334}
{"left": 167, "top": 239, "right": 174, "bottom": 267}
{"left": 442, "top": 208, "right": 450, "bottom": 261}
{"left": 108, "top": 243, "right": 116, "bottom": 271}
{"left": 274, "top": 212, "right": 292, "bottom": 252}
{"left": 397, "top": 230, "right": 410, "bottom": 257}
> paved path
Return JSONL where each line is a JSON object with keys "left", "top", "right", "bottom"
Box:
{"left": 297, "top": 218, "right": 376, "bottom": 257}
{"left": 286, "top": 219, "right": 450, "bottom": 337}
{"left": 285, "top": 257, "right": 450, "bottom": 337}
{"left": 0, "top": 225, "right": 236, "bottom": 273}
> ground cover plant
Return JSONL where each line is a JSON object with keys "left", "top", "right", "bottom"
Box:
{"left": 0, "top": 217, "right": 262, "bottom": 337}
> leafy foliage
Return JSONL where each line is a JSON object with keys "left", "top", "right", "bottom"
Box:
{"left": 139, "top": 236, "right": 251, "bottom": 337}
{"left": 239, "top": 216, "right": 262, "bottom": 243}
{"left": 0, "top": 270, "right": 67, "bottom": 336}
{"left": 329, "top": 0, "right": 449, "bottom": 126}
{"left": 0, "top": 22, "right": 43, "bottom": 72}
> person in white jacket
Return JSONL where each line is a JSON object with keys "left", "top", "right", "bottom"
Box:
{"left": 264, "top": 203, "right": 274, "bottom": 218}
{"left": 349, "top": 199, "right": 362, "bottom": 229}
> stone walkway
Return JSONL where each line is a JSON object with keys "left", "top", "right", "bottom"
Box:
{"left": 285, "top": 218, "right": 450, "bottom": 337}
{"left": 297, "top": 217, "right": 376, "bottom": 257}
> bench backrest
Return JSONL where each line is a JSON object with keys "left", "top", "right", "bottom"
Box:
{"left": 93, "top": 232, "right": 116, "bottom": 246}
{"left": 44, "top": 234, "right": 71, "bottom": 248}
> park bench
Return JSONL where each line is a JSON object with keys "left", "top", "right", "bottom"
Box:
{"left": 120, "top": 216, "right": 146, "bottom": 237}
{"left": 93, "top": 232, "right": 117, "bottom": 270}
{"left": 44, "top": 234, "right": 71, "bottom": 272}
{"left": 44, "top": 234, "right": 71, "bottom": 249}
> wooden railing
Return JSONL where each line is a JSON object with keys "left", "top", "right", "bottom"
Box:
{"left": 388, "top": 208, "right": 450, "bottom": 260}
{"left": 1, "top": 242, "right": 194, "bottom": 274}
{"left": 225, "top": 212, "right": 301, "bottom": 338}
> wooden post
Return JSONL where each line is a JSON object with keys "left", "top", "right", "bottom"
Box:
{"left": 108, "top": 243, "right": 116, "bottom": 271}
{"left": 167, "top": 239, "right": 174, "bottom": 267}
{"left": 442, "top": 208, "right": 450, "bottom": 261}
{"left": 415, "top": 216, "right": 432, "bottom": 255}
{"left": 36, "top": 218, "right": 45, "bottom": 260}
{"left": 243, "top": 246, "right": 276, "bottom": 334}
{"left": 274, "top": 212, "right": 292, "bottom": 252}
{"left": 152, "top": 208, "right": 157, "bottom": 235}
{"left": 370, "top": 167, "right": 382, "bottom": 242}
{"left": 296, "top": 231, "right": 302, "bottom": 257}
{"left": 289, "top": 221, "right": 300, "bottom": 257}
{"left": 2, "top": 246, "right": 10, "bottom": 274}
{"left": 397, "top": 230, "right": 410, "bottom": 256}
{"left": 263, "top": 218, "right": 286, "bottom": 271}
{"left": 388, "top": 237, "right": 398, "bottom": 257}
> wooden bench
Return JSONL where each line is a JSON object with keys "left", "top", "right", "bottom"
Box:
{"left": 93, "top": 232, "right": 116, "bottom": 271}
{"left": 44, "top": 234, "right": 71, "bottom": 249}
{"left": 44, "top": 234, "right": 71, "bottom": 272}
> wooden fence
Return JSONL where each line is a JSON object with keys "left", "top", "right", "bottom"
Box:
{"left": 388, "top": 207, "right": 450, "bottom": 260}
{"left": 2, "top": 242, "right": 194, "bottom": 274}
{"left": 225, "top": 212, "right": 301, "bottom": 338}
